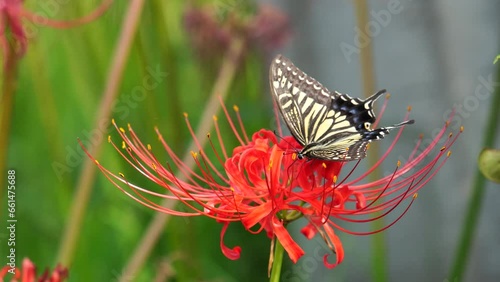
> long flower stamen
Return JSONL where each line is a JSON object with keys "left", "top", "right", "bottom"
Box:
{"left": 233, "top": 105, "right": 250, "bottom": 143}
{"left": 333, "top": 193, "right": 418, "bottom": 236}
{"left": 220, "top": 98, "right": 246, "bottom": 145}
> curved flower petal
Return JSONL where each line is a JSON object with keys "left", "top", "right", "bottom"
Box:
{"left": 272, "top": 217, "right": 304, "bottom": 263}
{"left": 220, "top": 223, "right": 242, "bottom": 260}
{"left": 322, "top": 223, "right": 344, "bottom": 269}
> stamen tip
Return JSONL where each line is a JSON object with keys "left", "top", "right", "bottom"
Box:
{"left": 445, "top": 121, "right": 450, "bottom": 127}
{"left": 419, "top": 133, "right": 424, "bottom": 139}
{"left": 112, "top": 118, "right": 116, "bottom": 124}
{"left": 207, "top": 133, "right": 211, "bottom": 138}
{"left": 213, "top": 115, "right": 218, "bottom": 121}
{"left": 440, "top": 146, "right": 446, "bottom": 151}
{"left": 184, "top": 112, "right": 188, "bottom": 118}
{"left": 107, "top": 135, "right": 111, "bottom": 143}
{"left": 407, "top": 105, "right": 412, "bottom": 111}
{"left": 449, "top": 132, "right": 453, "bottom": 138}
{"left": 147, "top": 144, "right": 152, "bottom": 151}
{"left": 233, "top": 105, "right": 239, "bottom": 112}
{"left": 447, "top": 151, "right": 452, "bottom": 157}
{"left": 413, "top": 193, "right": 418, "bottom": 199}
{"left": 119, "top": 172, "right": 125, "bottom": 178}
{"left": 191, "top": 151, "right": 198, "bottom": 158}
{"left": 460, "top": 126, "right": 464, "bottom": 132}
{"left": 127, "top": 123, "right": 131, "bottom": 130}
{"left": 119, "top": 127, "right": 125, "bottom": 133}
{"left": 322, "top": 162, "right": 327, "bottom": 168}
{"left": 121, "top": 141, "right": 126, "bottom": 149}
{"left": 94, "top": 160, "right": 99, "bottom": 165}
{"left": 397, "top": 160, "right": 401, "bottom": 167}
{"left": 385, "top": 93, "right": 391, "bottom": 99}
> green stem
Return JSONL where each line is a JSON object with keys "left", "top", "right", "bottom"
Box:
{"left": 353, "top": 1, "right": 387, "bottom": 281}
{"left": 269, "top": 239, "right": 285, "bottom": 282}
{"left": 56, "top": 0, "right": 146, "bottom": 265}
{"left": 449, "top": 62, "right": 500, "bottom": 281}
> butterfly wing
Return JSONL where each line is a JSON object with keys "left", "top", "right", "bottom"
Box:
{"left": 303, "top": 90, "right": 389, "bottom": 160}
{"left": 269, "top": 54, "right": 335, "bottom": 146}
{"left": 307, "top": 140, "right": 370, "bottom": 161}
{"left": 270, "top": 54, "right": 414, "bottom": 161}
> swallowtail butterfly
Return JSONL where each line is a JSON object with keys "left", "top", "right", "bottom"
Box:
{"left": 270, "top": 54, "right": 414, "bottom": 161}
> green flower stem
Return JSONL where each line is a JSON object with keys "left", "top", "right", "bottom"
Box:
{"left": 269, "top": 239, "right": 285, "bottom": 282}
{"left": 353, "top": 1, "right": 388, "bottom": 281}
{"left": 449, "top": 62, "right": 500, "bottom": 281}
{"left": 56, "top": 0, "right": 146, "bottom": 265}
{"left": 119, "top": 36, "right": 245, "bottom": 281}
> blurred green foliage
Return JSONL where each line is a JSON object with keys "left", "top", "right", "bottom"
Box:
{"left": 1, "top": 0, "right": 277, "bottom": 280}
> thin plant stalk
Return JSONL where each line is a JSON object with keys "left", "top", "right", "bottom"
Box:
{"left": 449, "top": 62, "right": 500, "bottom": 281}
{"left": 119, "top": 36, "right": 245, "bottom": 281}
{"left": 353, "top": 1, "right": 388, "bottom": 281}
{"left": 56, "top": 0, "right": 147, "bottom": 265}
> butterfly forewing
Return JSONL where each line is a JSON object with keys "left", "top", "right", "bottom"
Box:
{"left": 269, "top": 54, "right": 413, "bottom": 161}
{"left": 270, "top": 55, "right": 335, "bottom": 146}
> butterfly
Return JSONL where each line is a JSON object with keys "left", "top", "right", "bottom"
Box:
{"left": 269, "top": 54, "right": 414, "bottom": 161}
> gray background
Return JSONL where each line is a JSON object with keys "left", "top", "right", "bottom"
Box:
{"left": 261, "top": 0, "right": 500, "bottom": 281}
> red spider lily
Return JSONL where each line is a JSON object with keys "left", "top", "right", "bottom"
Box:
{"left": 0, "top": 0, "right": 112, "bottom": 65}
{"left": 81, "top": 97, "right": 461, "bottom": 269}
{"left": 0, "top": 258, "right": 68, "bottom": 282}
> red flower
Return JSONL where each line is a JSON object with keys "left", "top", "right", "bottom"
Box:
{"left": 0, "top": 0, "right": 112, "bottom": 65}
{"left": 0, "top": 258, "right": 68, "bottom": 282}
{"left": 82, "top": 99, "right": 461, "bottom": 269}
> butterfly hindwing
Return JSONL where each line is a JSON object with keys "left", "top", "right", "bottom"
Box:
{"left": 270, "top": 54, "right": 414, "bottom": 161}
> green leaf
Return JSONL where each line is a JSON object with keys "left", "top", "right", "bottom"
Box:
{"left": 478, "top": 148, "right": 500, "bottom": 183}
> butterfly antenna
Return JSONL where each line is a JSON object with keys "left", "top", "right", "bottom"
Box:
{"left": 273, "top": 129, "right": 287, "bottom": 143}
{"left": 273, "top": 129, "right": 299, "bottom": 156}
